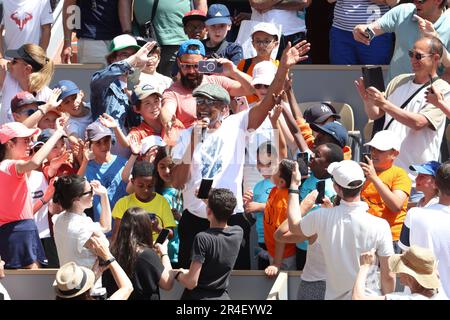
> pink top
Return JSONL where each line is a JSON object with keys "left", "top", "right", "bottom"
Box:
{"left": 0, "top": 160, "right": 33, "bottom": 227}
{"left": 162, "top": 75, "right": 236, "bottom": 129}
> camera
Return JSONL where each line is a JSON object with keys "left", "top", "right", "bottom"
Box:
{"left": 198, "top": 60, "right": 223, "bottom": 74}
{"left": 365, "top": 27, "right": 375, "bottom": 42}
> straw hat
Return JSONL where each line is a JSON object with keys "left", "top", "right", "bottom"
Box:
{"left": 388, "top": 245, "right": 440, "bottom": 289}
{"left": 54, "top": 262, "right": 95, "bottom": 299}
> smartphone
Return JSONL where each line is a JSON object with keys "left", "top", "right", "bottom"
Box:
{"left": 315, "top": 180, "right": 326, "bottom": 204}
{"left": 365, "top": 27, "right": 375, "bottom": 42}
{"left": 235, "top": 96, "right": 249, "bottom": 112}
{"left": 362, "top": 152, "right": 371, "bottom": 164}
{"left": 197, "top": 178, "right": 213, "bottom": 199}
{"left": 198, "top": 60, "right": 223, "bottom": 74}
{"left": 361, "top": 66, "right": 385, "bottom": 92}
{"left": 155, "top": 228, "right": 170, "bottom": 244}
{"left": 296, "top": 152, "right": 309, "bottom": 177}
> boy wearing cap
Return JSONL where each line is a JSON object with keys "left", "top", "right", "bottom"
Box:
{"left": 360, "top": 130, "right": 411, "bottom": 253}
{"left": 202, "top": 4, "right": 243, "bottom": 65}
{"left": 310, "top": 121, "right": 352, "bottom": 160}
{"left": 409, "top": 161, "right": 440, "bottom": 208}
{"left": 183, "top": 10, "right": 208, "bottom": 40}
{"left": 283, "top": 160, "right": 395, "bottom": 300}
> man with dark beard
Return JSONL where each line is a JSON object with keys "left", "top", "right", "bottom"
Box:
{"left": 160, "top": 39, "right": 255, "bottom": 130}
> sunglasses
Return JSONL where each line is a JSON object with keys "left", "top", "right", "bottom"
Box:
{"left": 414, "top": 0, "right": 427, "bottom": 3}
{"left": 80, "top": 186, "right": 93, "bottom": 197}
{"left": 179, "top": 63, "right": 199, "bottom": 70}
{"left": 19, "top": 108, "right": 38, "bottom": 116}
{"left": 196, "top": 97, "right": 225, "bottom": 107}
{"left": 254, "top": 84, "right": 270, "bottom": 89}
{"left": 408, "top": 49, "right": 433, "bottom": 60}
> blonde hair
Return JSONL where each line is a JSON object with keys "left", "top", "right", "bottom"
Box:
{"left": 25, "top": 44, "right": 54, "bottom": 93}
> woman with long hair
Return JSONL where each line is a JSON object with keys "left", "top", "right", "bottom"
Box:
{"left": 0, "top": 119, "right": 66, "bottom": 269}
{"left": 0, "top": 44, "right": 54, "bottom": 124}
{"left": 105, "top": 207, "right": 175, "bottom": 300}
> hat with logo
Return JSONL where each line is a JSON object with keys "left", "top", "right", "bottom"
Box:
{"left": 364, "top": 130, "right": 401, "bottom": 151}
{"left": 0, "top": 122, "right": 40, "bottom": 144}
{"left": 54, "top": 80, "right": 81, "bottom": 101}
{"left": 54, "top": 262, "right": 95, "bottom": 299}
{"left": 132, "top": 83, "right": 162, "bottom": 103}
{"left": 193, "top": 83, "right": 230, "bottom": 104}
{"left": 85, "top": 122, "right": 113, "bottom": 142}
{"left": 310, "top": 121, "right": 348, "bottom": 148}
{"left": 6, "top": 44, "right": 46, "bottom": 72}
{"left": 177, "top": 39, "right": 206, "bottom": 57}
{"left": 109, "top": 34, "right": 141, "bottom": 53}
{"left": 205, "top": 4, "right": 232, "bottom": 26}
{"left": 11, "top": 91, "right": 45, "bottom": 112}
{"left": 183, "top": 9, "right": 207, "bottom": 25}
{"left": 252, "top": 22, "right": 279, "bottom": 38}
{"left": 409, "top": 161, "right": 441, "bottom": 177}
{"left": 327, "top": 160, "right": 365, "bottom": 189}
{"left": 303, "top": 103, "right": 341, "bottom": 124}
{"left": 252, "top": 61, "right": 277, "bottom": 86}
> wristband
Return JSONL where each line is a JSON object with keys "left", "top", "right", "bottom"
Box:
{"left": 288, "top": 188, "right": 299, "bottom": 194}
{"left": 131, "top": 152, "right": 140, "bottom": 156}
{"left": 37, "top": 107, "right": 46, "bottom": 116}
{"left": 99, "top": 257, "right": 116, "bottom": 267}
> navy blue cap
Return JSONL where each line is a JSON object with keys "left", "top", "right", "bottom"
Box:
{"left": 304, "top": 102, "right": 341, "bottom": 124}
{"left": 205, "top": 4, "right": 231, "bottom": 26}
{"left": 310, "top": 121, "right": 348, "bottom": 148}
{"left": 177, "top": 39, "right": 206, "bottom": 57}
{"left": 54, "top": 80, "right": 80, "bottom": 101}
{"left": 409, "top": 161, "right": 441, "bottom": 177}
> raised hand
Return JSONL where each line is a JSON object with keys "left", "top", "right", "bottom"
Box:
{"left": 127, "top": 41, "right": 158, "bottom": 69}
{"left": 414, "top": 14, "right": 438, "bottom": 38}
{"left": 91, "top": 180, "right": 107, "bottom": 196}
{"left": 99, "top": 113, "right": 118, "bottom": 128}
{"left": 280, "top": 40, "right": 311, "bottom": 69}
{"left": 128, "top": 134, "right": 141, "bottom": 155}
{"left": 47, "top": 88, "right": 63, "bottom": 110}
{"left": 359, "top": 249, "right": 376, "bottom": 266}
{"left": 290, "top": 161, "right": 302, "bottom": 188}
{"left": 355, "top": 77, "right": 369, "bottom": 102}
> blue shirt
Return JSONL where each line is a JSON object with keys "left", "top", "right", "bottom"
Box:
{"left": 297, "top": 173, "right": 336, "bottom": 250}
{"left": 76, "top": 0, "right": 122, "bottom": 40}
{"left": 253, "top": 178, "right": 275, "bottom": 244}
{"left": 161, "top": 187, "right": 182, "bottom": 263}
{"left": 203, "top": 40, "right": 244, "bottom": 65}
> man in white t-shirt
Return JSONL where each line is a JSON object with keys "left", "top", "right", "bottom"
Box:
{"left": 171, "top": 40, "right": 310, "bottom": 269}
{"left": 399, "top": 160, "right": 450, "bottom": 299}
{"left": 0, "top": 0, "right": 53, "bottom": 66}
{"left": 284, "top": 160, "right": 395, "bottom": 300}
{"left": 356, "top": 36, "right": 449, "bottom": 178}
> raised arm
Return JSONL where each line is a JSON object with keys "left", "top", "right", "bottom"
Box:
{"left": 91, "top": 180, "right": 112, "bottom": 233}
{"left": 352, "top": 250, "right": 386, "bottom": 300}
{"left": 118, "top": 0, "right": 133, "bottom": 34}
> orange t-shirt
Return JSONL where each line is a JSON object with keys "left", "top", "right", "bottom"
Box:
{"left": 361, "top": 165, "right": 411, "bottom": 240}
{"left": 237, "top": 58, "right": 279, "bottom": 104}
{"left": 263, "top": 187, "right": 296, "bottom": 258}
{"left": 128, "top": 121, "right": 160, "bottom": 142}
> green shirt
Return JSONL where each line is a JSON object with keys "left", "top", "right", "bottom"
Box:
{"left": 133, "top": 0, "right": 189, "bottom": 45}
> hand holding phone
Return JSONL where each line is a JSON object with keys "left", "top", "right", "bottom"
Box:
{"left": 296, "top": 152, "right": 309, "bottom": 177}
{"left": 198, "top": 60, "right": 223, "bottom": 73}
{"left": 197, "top": 178, "right": 213, "bottom": 199}
{"left": 155, "top": 228, "right": 170, "bottom": 244}
{"left": 315, "top": 180, "right": 326, "bottom": 204}
{"left": 235, "top": 96, "right": 249, "bottom": 112}
{"left": 362, "top": 152, "right": 371, "bottom": 164}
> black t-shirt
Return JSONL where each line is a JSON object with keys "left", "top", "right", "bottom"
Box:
{"left": 202, "top": 40, "right": 244, "bottom": 65}
{"left": 76, "top": 0, "right": 122, "bottom": 40}
{"left": 182, "top": 225, "right": 243, "bottom": 300}
{"left": 104, "top": 248, "right": 164, "bottom": 300}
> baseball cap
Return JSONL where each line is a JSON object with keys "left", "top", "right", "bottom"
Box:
{"left": 409, "top": 161, "right": 441, "bottom": 177}
{"left": 310, "top": 121, "right": 348, "bottom": 148}
{"left": 205, "top": 4, "right": 232, "bottom": 26}
{"left": 327, "top": 160, "right": 365, "bottom": 189}
{"left": 5, "top": 45, "right": 44, "bottom": 72}
{"left": 85, "top": 122, "right": 113, "bottom": 141}
{"left": 252, "top": 22, "right": 278, "bottom": 37}
{"left": 141, "top": 135, "right": 167, "bottom": 155}
{"left": 364, "top": 130, "right": 401, "bottom": 151}
{"left": 109, "top": 34, "right": 141, "bottom": 53}
{"left": 54, "top": 80, "right": 81, "bottom": 101}
{"left": 11, "top": 91, "right": 45, "bottom": 112}
{"left": 177, "top": 39, "right": 206, "bottom": 57}
{"left": 132, "top": 83, "right": 162, "bottom": 103}
{"left": 32, "top": 128, "right": 66, "bottom": 148}
{"left": 303, "top": 103, "right": 341, "bottom": 124}
{"left": 0, "top": 122, "right": 40, "bottom": 144}
{"left": 183, "top": 9, "right": 207, "bottom": 25}
{"left": 192, "top": 83, "right": 231, "bottom": 104}
{"left": 252, "top": 61, "right": 277, "bottom": 86}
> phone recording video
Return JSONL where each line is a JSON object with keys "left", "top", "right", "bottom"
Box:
{"left": 197, "top": 178, "right": 213, "bottom": 199}
{"left": 296, "top": 152, "right": 309, "bottom": 177}
{"left": 362, "top": 152, "right": 371, "bottom": 164}
{"left": 315, "top": 180, "right": 326, "bottom": 204}
{"left": 155, "top": 228, "right": 170, "bottom": 245}
{"left": 198, "top": 60, "right": 223, "bottom": 74}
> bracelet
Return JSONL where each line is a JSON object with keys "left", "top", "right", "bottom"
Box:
{"left": 288, "top": 188, "right": 299, "bottom": 194}
{"left": 40, "top": 198, "right": 47, "bottom": 205}
{"left": 175, "top": 270, "right": 182, "bottom": 280}
{"left": 37, "top": 107, "right": 46, "bottom": 116}
{"left": 99, "top": 256, "right": 116, "bottom": 267}
{"left": 131, "top": 152, "right": 140, "bottom": 156}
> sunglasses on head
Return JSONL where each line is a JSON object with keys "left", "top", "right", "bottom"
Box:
{"left": 408, "top": 49, "right": 433, "bottom": 60}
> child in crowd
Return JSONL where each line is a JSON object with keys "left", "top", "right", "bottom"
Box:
{"left": 360, "top": 130, "right": 411, "bottom": 253}
{"left": 138, "top": 42, "right": 173, "bottom": 92}
{"left": 202, "top": 4, "right": 243, "bottom": 65}
{"left": 111, "top": 161, "right": 176, "bottom": 245}
{"left": 243, "top": 142, "right": 276, "bottom": 270}
{"left": 54, "top": 80, "right": 92, "bottom": 144}
{"left": 153, "top": 147, "right": 183, "bottom": 269}
{"left": 38, "top": 108, "right": 62, "bottom": 130}
{"left": 409, "top": 161, "right": 441, "bottom": 208}
{"left": 264, "top": 159, "right": 297, "bottom": 277}
{"left": 182, "top": 9, "right": 208, "bottom": 40}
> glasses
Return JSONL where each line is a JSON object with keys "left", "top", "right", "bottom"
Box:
{"left": 254, "top": 84, "right": 270, "bottom": 89}
{"left": 408, "top": 49, "right": 433, "bottom": 60}
{"left": 414, "top": 0, "right": 427, "bottom": 3}
{"left": 196, "top": 97, "right": 225, "bottom": 107}
{"left": 80, "top": 186, "right": 93, "bottom": 197}
{"left": 179, "top": 63, "right": 199, "bottom": 70}
{"left": 19, "top": 108, "right": 38, "bottom": 116}
{"left": 253, "top": 40, "right": 274, "bottom": 47}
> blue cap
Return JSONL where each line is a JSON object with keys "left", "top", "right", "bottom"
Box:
{"left": 177, "top": 39, "right": 205, "bottom": 57}
{"left": 409, "top": 161, "right": 441, "bottom": 177}
{"left": 310, "top": 121, "right": 348, "bottom": 148}
{"left": 54, "top": 80, "right": 80, "bottom": 101}
{"left": 205, "top": 4, "right": 231, "bottom": 26}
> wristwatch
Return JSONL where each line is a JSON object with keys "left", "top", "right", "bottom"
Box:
{"left": 99, "top": 257, "right": 116, "bottom": 267}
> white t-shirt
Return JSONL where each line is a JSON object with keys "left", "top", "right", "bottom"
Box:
{"left": 300, "top": 200, "right": 394, "bottom": 300}
{"left": 251, "top": 8, "right": 306, "bottom": 35}
{"left": 0, "top": 282, "right": 11, "bottom": 300}
{"left": 406, "top": 204, "right": 450, "bottom": 299}
{"left": 172, "top": 110, "right": 249, "bottom": 219}
{"left": 139, "top": 72, "right": 173, "bottom": 93}
{"left": 53, "top": 211, "right": 108, "bottom": 269}
{"left": 386, "top": 80, "right": 448, "bottom": 176}
{"left": 29, "top": 170, "right": 49, "bottom": 238}
{"left": 1, "top": 0, "right": 53, "bottom": 52}
{"left": 65, "top": 105, "right": 93, "bottom": 139}
{"left": 386, "top": 292, "right": 443, "bottom": 300}
{"left": 0, "top": 73, "right": 52, "bottom": 124}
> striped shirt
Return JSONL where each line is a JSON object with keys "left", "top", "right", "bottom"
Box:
{"left": 333, "top": 0, "right": 391, "bottom": 31}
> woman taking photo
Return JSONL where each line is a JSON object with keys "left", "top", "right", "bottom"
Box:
{"left": 105, "top": 207, "right": 175, "bottom": 300}
{"left": 0, "top": 119, "right": 66, "bottom": 269}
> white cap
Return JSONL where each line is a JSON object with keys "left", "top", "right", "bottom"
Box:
{"left": 327, "top": 160, "right": 365, "bottom": 189}
{"left": 364, "top": 130, "right": 401, "bottom": 151}
{"left": 252, "top": 22, "right": 278, "bottom": 37}
{"left": 141, "top": 135, "right": 166, "bottom": 155}
{"left": 252, "top": 61, "right": 277, "bottom": 86}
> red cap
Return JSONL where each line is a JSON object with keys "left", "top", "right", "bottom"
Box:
{"left": 11, "top": 91, "right": 45, "bottom": 112}
{"left": 182, "top": 9, "right": 206, "bottom": 25}
{"left": 0, "top": 122, "right": 40, "bottom": 144}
